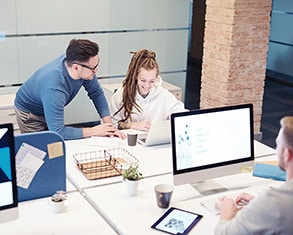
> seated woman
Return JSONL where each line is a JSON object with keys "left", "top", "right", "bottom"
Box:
{"left": 110, "top": 49, "right": 186, "bottom": 131}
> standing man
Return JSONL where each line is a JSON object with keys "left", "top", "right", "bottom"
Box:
{"left": 215, "top": 116, "right": 293, "bottom": 234}
{"left": 14, "top": 39, "right": 125, "bottom": 140}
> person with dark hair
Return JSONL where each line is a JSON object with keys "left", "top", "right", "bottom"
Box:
{"left": 14, "top": 39, "right": 125, "bottom": 140}
{"left": 110, "top": 49, "right": 185, "bottom": 131}
{"left": 214, "top": 116, "right": 293, "bottom": 235}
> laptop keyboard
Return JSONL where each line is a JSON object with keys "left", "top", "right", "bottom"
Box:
{"left": 139, "top": 137, "right": 146, "bottom": 143}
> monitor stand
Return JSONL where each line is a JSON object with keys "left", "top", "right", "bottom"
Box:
{"left": 192, "top": 180, "right": 227, "bottom": 196}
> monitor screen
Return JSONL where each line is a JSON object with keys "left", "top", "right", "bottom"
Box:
{"left": 171, "top": 103, "right": 254, "bottom": 195}
{"left": 0, "top": 123, "right": 18, "bottom": 223}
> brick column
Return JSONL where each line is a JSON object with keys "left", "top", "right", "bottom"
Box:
{"left": 200, "top": 0, "right": 272, "bottom": 135}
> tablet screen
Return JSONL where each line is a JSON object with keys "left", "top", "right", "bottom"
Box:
{"left": 151, "top": 207, "right": 203, "bottom": 235}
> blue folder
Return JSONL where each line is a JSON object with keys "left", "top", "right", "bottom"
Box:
{"left": 253, "top": 163, "right": 286, "bottom": 181}
{"left": 14, "top": 131, "right": 66, "bottom": 202}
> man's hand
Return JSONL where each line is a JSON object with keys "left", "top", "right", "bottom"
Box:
{"left": 235, "top": 192, "right": 254, "bottom": 210}
{"left": 113, "top": 129, "right": 126, "bottom": 139}
{"left": 91, "top": 123, "right": 117, "bottom": 136}
{"left": 215, "top": 196, "right": 238, "bottom": 220}
{"left": 83, "top": 123, "right": 125, "bottom": 139}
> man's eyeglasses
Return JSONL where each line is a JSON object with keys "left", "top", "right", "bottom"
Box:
{"left": 73, "top": 60, "right": 100, "bottom": 72}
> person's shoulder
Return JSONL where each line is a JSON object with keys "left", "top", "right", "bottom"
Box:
{"left": 40, "top": 55, "right": 65, "bottom": 74}
{"left": 39, "top": 59, "right": 65, "bottom": 85}
{"left": 46, "top": 54, "right": 65, "bottom": 66}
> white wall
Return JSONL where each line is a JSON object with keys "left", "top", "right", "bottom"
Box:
{"left": 0, "top": 0, "right": 190, "bottom": 124}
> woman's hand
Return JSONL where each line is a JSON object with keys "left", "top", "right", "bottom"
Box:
{"left": 131, "top": 120, "right": 151, "bottom": 131}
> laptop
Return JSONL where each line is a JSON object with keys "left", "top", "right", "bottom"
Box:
{"left": 137, "top": 121, "right": 171, "bottom": 146}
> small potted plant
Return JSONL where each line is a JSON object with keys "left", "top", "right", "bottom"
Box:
{"left": 50, "top": 190, "right": 68, "bottom": 213}
{"left": 122, "top": 164, "right": 143, "bottom": 197}
{"left": 122, "top": 164, "right": 143, "bottom": 181}
{"left": 52, "top": 190, "right": 68, "bottom": 202}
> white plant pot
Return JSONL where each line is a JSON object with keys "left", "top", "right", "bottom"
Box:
{"left": 49, "top": 200, "right": 65, "bottom": 213}
{"left": 124, "top": 179, "right": 139, "bottom": 197}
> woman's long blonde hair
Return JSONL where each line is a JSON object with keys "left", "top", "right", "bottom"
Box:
{"left": 114, "top": 49, "right": 159, "bottom": 123}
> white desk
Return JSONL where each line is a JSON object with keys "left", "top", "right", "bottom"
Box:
{"left": 254, "top": 140, "right": 276, "bottom": 158}
{"left": 65, "top": 137, "right": 172, "bottom": 191}
{"left": 0, "top": 138, "right": 278, "bottom": 234}
{"left": 0, "top": 93, "right": 20, "bottom": 134}
{"left": 0, "top": 93, "right": 15, "bottom": 110}
{"left": 0, "top": 191, "right": 116, "bottom": 235}
{"left": 83, "top": 168, "right": 284, "bottom": 235}
{"left": 66, "top": 178, "right": 77, "bottom": 192}
{"left": 65, "top": 137, "right": 275, "bottom": 191}
{"left": 84, "top": 174, "right": 195, "bottom": 235}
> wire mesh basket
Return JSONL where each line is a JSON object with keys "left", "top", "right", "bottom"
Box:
{"left": 73, "top": 148, "right": 139, "bottom": 180}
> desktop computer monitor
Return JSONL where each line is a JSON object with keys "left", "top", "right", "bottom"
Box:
{"left": 171, "top": 103, "right": 254, "bottom": 195}
{"left": 0, "top": 123, "right": 18, "bottom": 223}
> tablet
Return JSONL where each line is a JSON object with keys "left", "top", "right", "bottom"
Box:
{"left": 151, "top": 207, "right": 203, "bottom": 235}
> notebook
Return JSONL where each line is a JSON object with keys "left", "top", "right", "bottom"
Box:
{"left": 253, "top": 162, "right": 286, "bottom": 181}
{"left": 137, "top": 121, "right": 171, "bottom": 146}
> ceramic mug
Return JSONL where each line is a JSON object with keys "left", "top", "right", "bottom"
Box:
{"left": 154, "top": 184, "right": 173, "bottom": 208}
